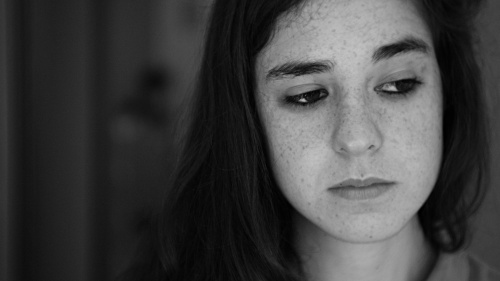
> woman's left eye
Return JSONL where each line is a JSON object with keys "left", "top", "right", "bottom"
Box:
{"left": 285, "top": 89, "right": 329, "bottom": 106}
{"left": 374, "top": 78, "right": 422, "bottom": 95}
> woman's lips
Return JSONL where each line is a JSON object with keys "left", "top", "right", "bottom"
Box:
{"left": 329, "top": 177, "right": 395, "bottom": 200}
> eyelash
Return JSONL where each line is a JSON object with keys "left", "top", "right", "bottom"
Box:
{"left": 284, "top": 89, "right": 329, "bottom": 107}
{"left": 374, "top": 78, "right": 422, "bottom": 96}
{"left": 284, "top": 78, "right": 421, "bottom": 107}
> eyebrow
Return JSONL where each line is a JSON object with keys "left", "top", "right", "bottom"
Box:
{"left": 265, "top": 36, "right": 430, "bottom": 81}
{"left": 265, "top": 60, "right": 334, "bottom": 81}
{"left": 372, "top": 36, "right": 430, "bottom": 63}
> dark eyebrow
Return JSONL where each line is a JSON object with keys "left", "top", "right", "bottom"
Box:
{"left": 265, "top": 60, "right": 333, "bottom": 81}
{"left": 265, "top": 37, "right": 428, "bottom": 81}
{"left": 372, "top": 36, "right": 430, "bottom": 63}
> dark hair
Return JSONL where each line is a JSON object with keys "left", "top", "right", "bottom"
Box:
{"left": 158, "top": 2, "right": 306, "bottom": 279}
{"left": 418, "top": 0, "right": 489, "bottom": 251}
{"left": 120, "top": 0, "right": 490, "bottom": 280}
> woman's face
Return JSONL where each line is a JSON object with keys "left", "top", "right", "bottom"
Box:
{"left": 255, "top": 0, "right": 442, "bottom": 243}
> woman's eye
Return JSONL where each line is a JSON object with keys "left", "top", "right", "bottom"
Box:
{"left": 374, "top": 78, "right": 422, "bottom": 95}
{"left": 285, "top": 89, "right": 328, "bottom": 106}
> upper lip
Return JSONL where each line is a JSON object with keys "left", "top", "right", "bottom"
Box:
{"left": 331, "top": 177, "right": 394, "bottom": 189}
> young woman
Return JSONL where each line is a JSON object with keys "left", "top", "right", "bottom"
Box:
{"left": 122, "top": 0, "right": 499, "bottom": 280}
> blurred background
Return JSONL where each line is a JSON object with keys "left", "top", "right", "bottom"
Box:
{"left": 1, "top": 0, "right": 499, "bottom": 280}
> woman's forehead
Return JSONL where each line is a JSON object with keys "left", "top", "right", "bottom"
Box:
{"left": 257, "top": 0, "right": 431, "bottom": 73}
{"left": 279, "top": 0, "right": 419, "bottom": 26}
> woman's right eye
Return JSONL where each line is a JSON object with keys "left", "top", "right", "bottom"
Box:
{"left": 285, "top": 89, "right": 329, "bottom": 106}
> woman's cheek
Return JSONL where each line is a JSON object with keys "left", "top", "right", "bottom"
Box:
{"left": 267, "top": 110, "right": 334, "bottom": 195}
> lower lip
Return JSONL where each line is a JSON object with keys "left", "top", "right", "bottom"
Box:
{"left": 329, "top": 183, "right": 394, "bottom": 200}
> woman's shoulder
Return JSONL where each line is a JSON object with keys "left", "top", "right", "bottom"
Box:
{"left": 426, "top": 251, "right": 500, "bottom": 281}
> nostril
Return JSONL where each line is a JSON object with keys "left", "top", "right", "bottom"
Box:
{"left": 333, "top": 130, "right": 382, "bottom": 156}
{"left": 332, "top": 107, "right": 383, "bottom": 156}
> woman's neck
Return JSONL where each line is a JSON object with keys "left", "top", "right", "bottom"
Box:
{"left": 293, "top": 215, "right": 437, "bottom": 281}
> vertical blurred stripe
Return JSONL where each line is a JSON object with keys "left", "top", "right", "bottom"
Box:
{"left": 0, "top": 0, "right": 18, "bottom": 280}
{"left": 0, "top": 0, "right": 10, "bottom": 280}
{"left": 20, "top": 0, "right": 95, "bottom": 280}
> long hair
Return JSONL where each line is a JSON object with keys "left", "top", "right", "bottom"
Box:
{"left": 120, "top": 0, "right": 490, "bottom": 280}
{"left": 418, "top": 0, "right": 490, "bottom": 251}
{"left": 158, "top": 1, "right": 306, "bottom": 280}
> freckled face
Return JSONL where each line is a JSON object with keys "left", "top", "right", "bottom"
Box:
{"left": 255, "top": 0, "right": 442, "bottom": 243}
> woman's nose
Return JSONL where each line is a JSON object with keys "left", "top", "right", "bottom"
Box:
{"left": 332, "top": 99, "right": 383, "bottom": 157}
